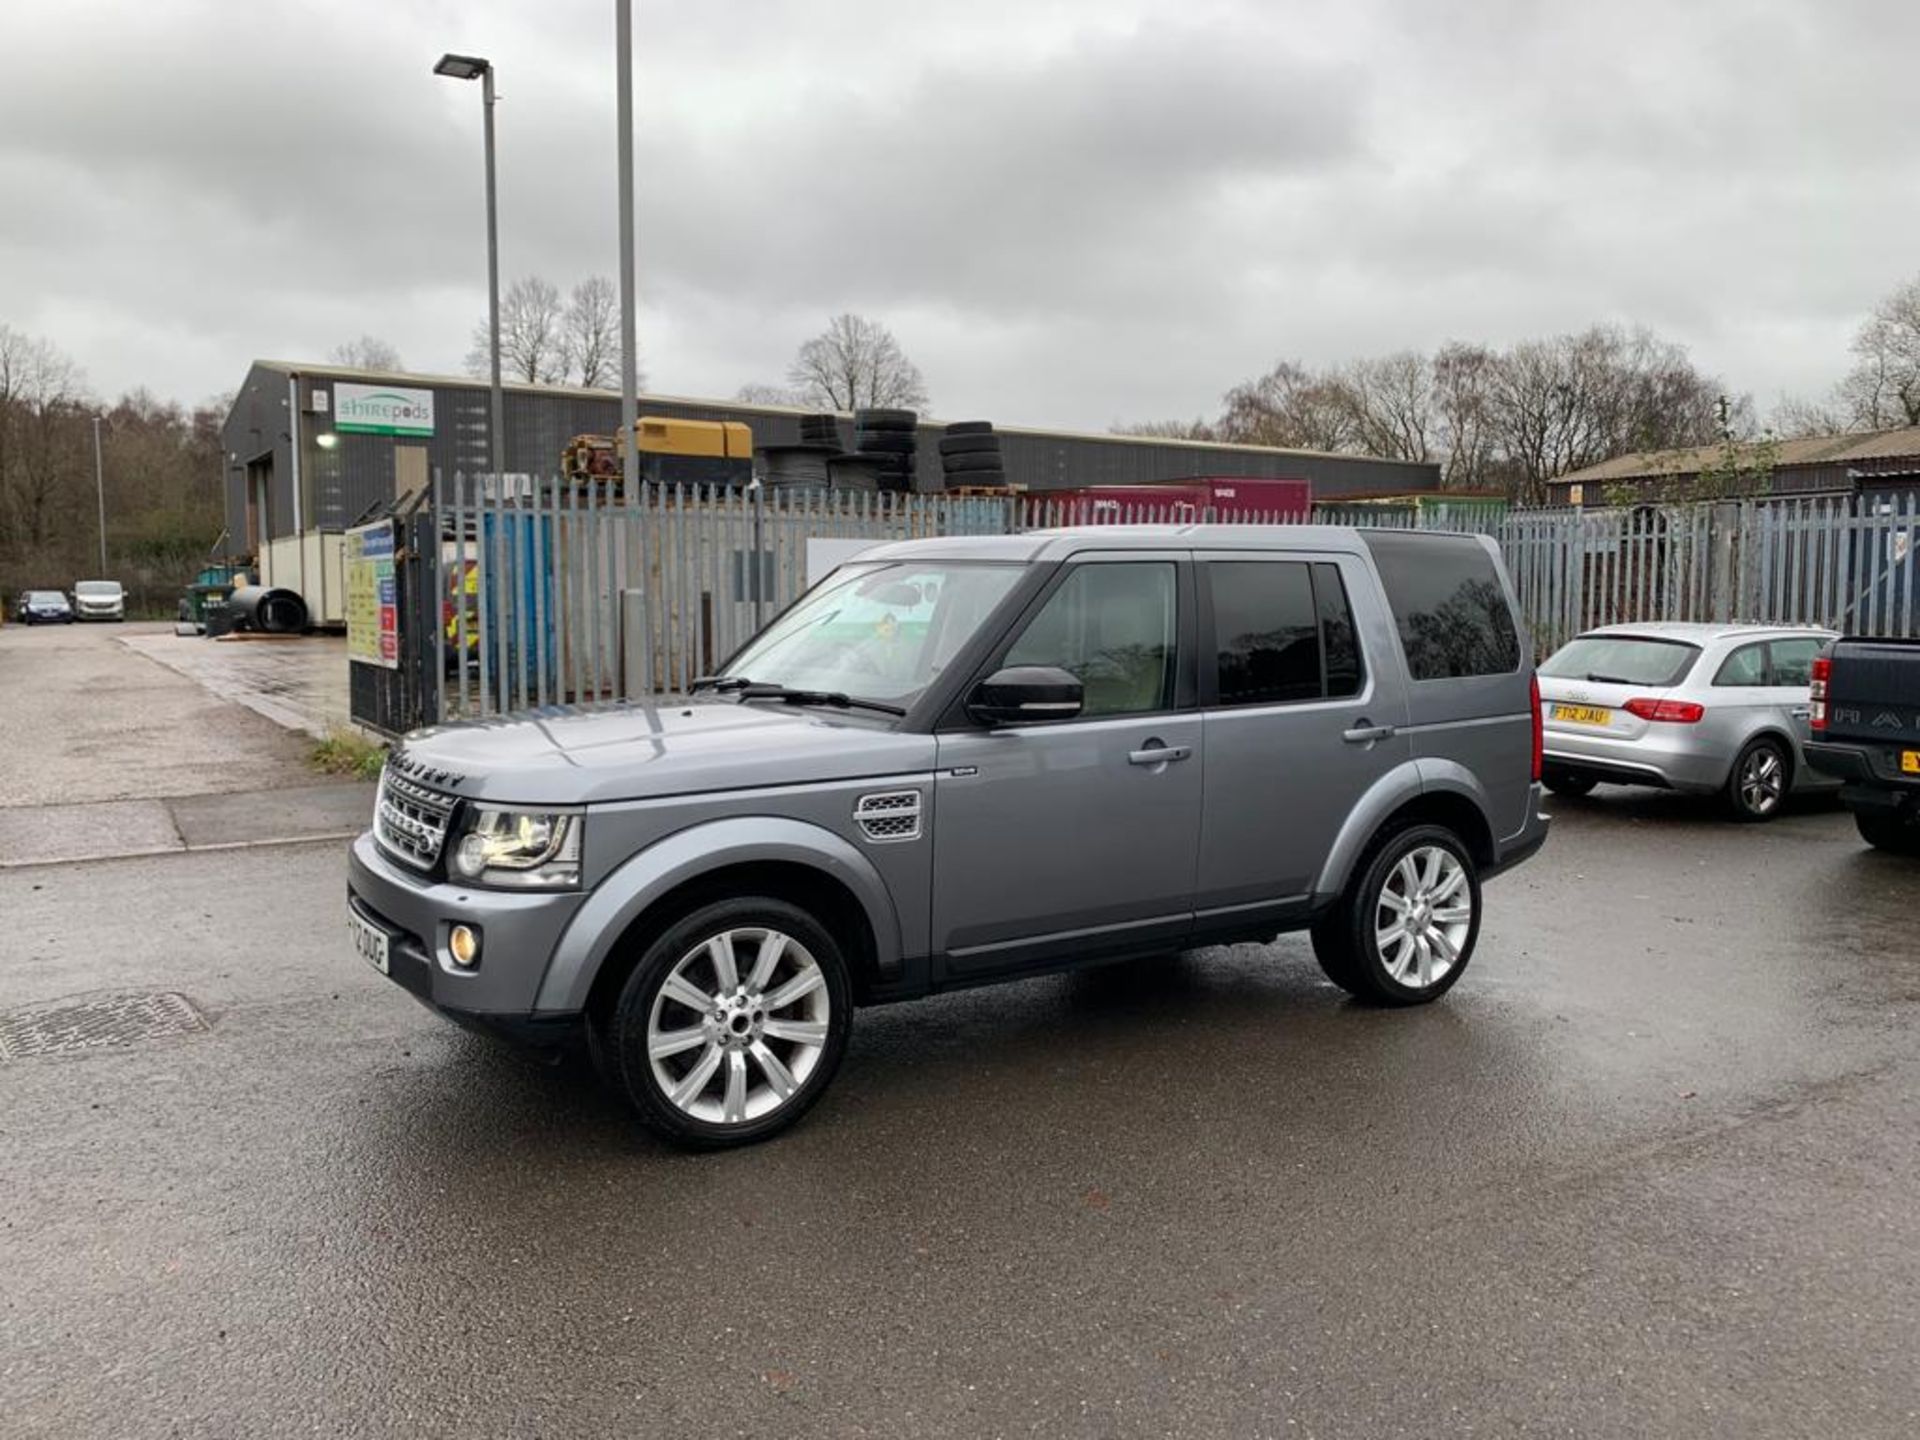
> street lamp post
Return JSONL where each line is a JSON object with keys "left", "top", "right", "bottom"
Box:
{"left": 434, "top": 53, "right": 504, "bottom": 489}
{"left": 92, "top": 415, "right": 107, "bottom": 575}
{"left": 616, "top": 1, "right": 638, "bottom": 501}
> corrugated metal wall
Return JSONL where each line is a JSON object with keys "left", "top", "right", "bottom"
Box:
{"left": 222, "top": 363, "right": 1440, "bottom": 553}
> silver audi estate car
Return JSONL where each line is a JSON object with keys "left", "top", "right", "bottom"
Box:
{"left": 1537, "top": 622, "right": 1839, "bottom": 820}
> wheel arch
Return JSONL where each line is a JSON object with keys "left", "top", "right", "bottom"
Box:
{"left": 535, "top": 817, "right": 902, "bottom": 1016}
{"left": 1313, "top": 761, "right": 1498, "bottom": 901}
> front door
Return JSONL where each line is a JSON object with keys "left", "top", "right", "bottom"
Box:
{"left": 1192, "top": 553, "right": 1411, "bottom": 925}
{"left": 932, "top": 556, "right": 1201, "bottom": 977}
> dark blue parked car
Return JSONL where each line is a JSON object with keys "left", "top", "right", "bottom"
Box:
{"left": 15, "top": 590, "right": 75, "bottom": 624}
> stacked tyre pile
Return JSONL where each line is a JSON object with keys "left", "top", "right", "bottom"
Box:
{"left": 761, "top": 414, "right": 842, "bottom": 493}
{"left": 850, "top": 409, "right": 918, "bottom": 494}
{"left": 937, "top": 422, "right": 1005, "bottom": 490}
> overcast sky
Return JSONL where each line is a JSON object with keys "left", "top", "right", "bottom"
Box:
{"left": 2, "top": 0, "right": 1916, "bottom": 429}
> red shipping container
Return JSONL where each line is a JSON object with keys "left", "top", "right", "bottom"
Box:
{"left": 1039, "top": 476, "right": 1311, "bottom": 525}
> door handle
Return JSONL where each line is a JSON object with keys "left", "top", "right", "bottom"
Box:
{"left": 1128, "top": 743, "right": 1192, "bottom": 766}
{"left": 1343, "top": 722, "right": 1396, "bottom": 744}
{"left": 1790, "top": 708, "right": 1811, "bottom": 719}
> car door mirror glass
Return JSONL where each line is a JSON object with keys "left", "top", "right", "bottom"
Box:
{"left": 967, "top": 666, "right": 1084, "bottom": 726}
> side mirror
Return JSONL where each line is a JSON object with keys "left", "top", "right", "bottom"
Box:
{"left": 967, "top": 665, "right": 1083, "bottom": 727}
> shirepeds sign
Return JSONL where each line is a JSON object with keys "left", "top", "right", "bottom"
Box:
{"left": 333, "top": 383, "right": 434, "bottom": 438}
{"left": 346, "top": 521, "right": 399, "bottom": 669}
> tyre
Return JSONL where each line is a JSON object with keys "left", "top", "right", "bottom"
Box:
{"left": 601, "top": 897, "right": 852, "bottom": 1148}
{"left": 943, "top": 471, "right": 1005, "bottom": 490}
{"left": 1542, "top": 770, "right": 1597, "bottom": 798}
{"left": 855, "top": 433, "right": 916, "bottom": 454}
{"left": 1726, "top": 737, "right": 1788, "bottom": 822}
{"left": 852, "top": 408, "right": 917, "bottom": 430}
{"left": 937, "top": 433, "right": 1001, "bottom": 456}
{"left": 942, "top": 450, "right": 1006, "bottom": 474}
{"left": 942, "top": 420, "right": 993, "bottom": 436}
{"left": 1309, "top": 823, "right": 1481, "bottom": 1005}
{"left": 1855, "top": 809, "right": 1920, "bottom": 855}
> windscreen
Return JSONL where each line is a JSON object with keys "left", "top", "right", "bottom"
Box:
{"left": 74, "top": 581, "right": 121, "bottom": 596}
{"left": 722, "top": 561, "right": 1024, "bottom": 705}
{"left": 28, "top": 591, "right": 66, "bottom": 603}
{"left": 1540, "top": 635, "right": 1700, "bottom": 687}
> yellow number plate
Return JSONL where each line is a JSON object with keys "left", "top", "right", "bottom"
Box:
{"left": 1554, "top": 704, "right": 1613, "bottom": 726}
{"left": 1902, "top": 750, "right": 1920, "bottom": 775}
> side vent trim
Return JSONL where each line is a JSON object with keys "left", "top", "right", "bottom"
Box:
{"left": 854, "top": 789, "right": 922, "bottom": 844}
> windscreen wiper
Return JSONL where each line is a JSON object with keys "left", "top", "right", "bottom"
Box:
{"left": 733, "top": 683, "right": 906, "bottom": 717}
{"left": 1584, "top": 673, "right": 1636, "bottom": 684}
{"left": 689, "top": 675, "right": 752, "bottom": 694}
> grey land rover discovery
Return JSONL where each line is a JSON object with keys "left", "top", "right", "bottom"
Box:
{"left": 348, "top": 526, "right": 1549, "bottom": 1147}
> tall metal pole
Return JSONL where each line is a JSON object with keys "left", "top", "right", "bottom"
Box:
{"left": 616, "top": 0, "right": 646, "bottom": 696}
{"left": 92, "top": 415, "right": 107, "bottom": 574}
{"left": 482, "top": 66, "right": 504, "bottom": 488}
{"left": 616, "top": 0, "right": 639, "bottom": 497}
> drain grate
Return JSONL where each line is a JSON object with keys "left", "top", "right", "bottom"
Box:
{"left": 0, "top": 991, "right": 208, "bottom": 1061}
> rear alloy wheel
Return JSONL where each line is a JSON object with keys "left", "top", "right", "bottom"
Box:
{"left": 606, "top": 898, "right": 851, "bottom": 1148}
{"left": 1727, "top": 738, "right": 1788, "bottom": 823}
{"left": 1311, "top": 823, "right": 1481, "bottom": 1005}
{"left": 1856, "top": 810, "right": 1920, "bottom": 855}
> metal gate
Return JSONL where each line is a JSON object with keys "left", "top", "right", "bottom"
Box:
{"left": 346, "top": 497, "right": 440, "bottom": 738}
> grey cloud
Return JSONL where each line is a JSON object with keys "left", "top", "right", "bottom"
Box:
{"left": 0, "top": 0, "right": 1917, "bottom": 430}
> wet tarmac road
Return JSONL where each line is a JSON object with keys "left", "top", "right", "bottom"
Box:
{"left": 3, "top": 789, "right": 1919, "bottom": 1438}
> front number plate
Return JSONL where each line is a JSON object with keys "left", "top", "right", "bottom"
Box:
{"left": 1554, "top": 703, "right": 1613, "bottom": 726}
{"left": 1902, "top": 750, "right": 1920, "bottom": 776}
{"left": 348, "top": 908, "right": 391, "bottom": 975}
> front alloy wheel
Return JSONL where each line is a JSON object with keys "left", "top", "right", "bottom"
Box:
{"left": 607, "top": 898, "right": 851, "bottom": 1147}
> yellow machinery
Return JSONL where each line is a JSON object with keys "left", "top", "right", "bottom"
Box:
{"left": 562, "top": 416, "right": 754, "bottom": 485}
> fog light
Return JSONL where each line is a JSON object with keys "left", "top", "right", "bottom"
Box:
{"left": 448, "top": 924, "right": 481, "bottom": 969}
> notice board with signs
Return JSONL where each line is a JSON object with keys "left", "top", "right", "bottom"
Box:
{"left": 346, "top": 521, "right": 399, "bottom": 669}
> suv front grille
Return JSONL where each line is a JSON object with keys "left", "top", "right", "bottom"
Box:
{"left": 376, "top": 768, "right": 457, "bottom": 870}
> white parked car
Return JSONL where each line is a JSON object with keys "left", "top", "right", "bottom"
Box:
{"left": 71, "top": 580, "right": 125, "bottom": 622}
{"left": 1537, "top": 622, "right": 1839, "bottom": 821}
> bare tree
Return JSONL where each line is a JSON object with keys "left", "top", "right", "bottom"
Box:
{"left": 1342, "top": 352, "right": 1437, "bottom": 464}
{"left": 1484, "top": 326, "right": 1731, "bottom": 504}
{"left": 735, "top": 383, "right": 803, "bottom": 407}
{"left": 1770, "top": 391, "right": 1852, "bottom": 438}
{"left": 328, "top": 335, "right": 404, "bottom": 371}
{"left": 785, "top": 314, "right": 929, "bottom": 411}
{"left": 1216, "top": 360, "right": 1359, "bottom": 452}
{"left": 0, "top": 323, "right": 90, "bottom": 552}
{"left": 466, "top": 276, "right": 565, "bottom": 384}
{"left": 561, "top": 276, "right": 624, "bottom": 389}
{"left": 1840, "top": 277, "right": 1920, "bottom": 428}
{"left": 1111, "top": 417, "right": 1218, "bottom": 440}
{"left": 1431, "top": 342, "right": 1500, "bottom": 489}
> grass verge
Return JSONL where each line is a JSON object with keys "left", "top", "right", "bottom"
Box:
{"left": 310, "top": 729, "right": 387, "bottom": 781}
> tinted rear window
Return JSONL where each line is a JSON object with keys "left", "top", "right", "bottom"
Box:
{"left": 1361, "top": 533, "right": 1521, "bottom": 680}
{"left": 1541, "top": 636, "right": 1700, "bottom": 687}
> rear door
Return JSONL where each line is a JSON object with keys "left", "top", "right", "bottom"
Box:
{"left": 1192, "top": 552, "right": 1408, "bottom": 926}
{"left": 1362, "top": 532, "right": 1533, "bottom": 839}
{"left": 1766, "top": 635, "right": 1832, "bottom": 781}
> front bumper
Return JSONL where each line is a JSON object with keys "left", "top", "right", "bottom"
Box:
{"left": 75, "top": 608, "right": 123, "bottom": 621}
{"left": 346, "top": 832, "right": 590, "bottom": 1047}
{"left": 1542, "top": 726, "right": 1730, "bottom": 793}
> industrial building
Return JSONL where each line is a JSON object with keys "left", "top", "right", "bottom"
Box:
{"left": 1549, "top": 425, "right": 1920, "bottom": 506}
{"left": 219, "top": 359, "right": 1441, "bottom": 618}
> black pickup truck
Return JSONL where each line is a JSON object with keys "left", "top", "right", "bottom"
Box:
{"left": 1806, "top": 637, "right": 1920, "bottom": 853}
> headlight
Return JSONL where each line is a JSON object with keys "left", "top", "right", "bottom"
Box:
{"left": 449, "top": 807, "right": 583, "bottom": 889}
